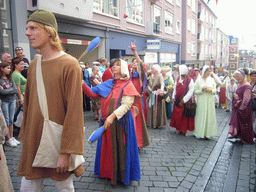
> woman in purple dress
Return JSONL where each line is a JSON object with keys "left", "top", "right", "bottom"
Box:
{"left": 229, "top": 69, "right": 254, "bottom": 144}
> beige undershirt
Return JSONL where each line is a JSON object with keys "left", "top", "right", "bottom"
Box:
{"left": 113, "top": 96, "right": 135, "bottom": 120}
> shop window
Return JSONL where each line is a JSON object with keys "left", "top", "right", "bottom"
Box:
{"left": 126, "top": 0, "right": 143, "bottom": 24}
{"left": 165, "top": 11, "right": 173, "bottom": 34}
{"left": 153, "top": 6, "right": 161, "bottom": 34}
{"left": 93, "top": 0, "right": 118, "bottom": 17}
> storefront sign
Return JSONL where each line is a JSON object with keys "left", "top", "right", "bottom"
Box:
{"left": 147, "top": 39, "right": 161, "bottom": 50}
{"left": 144, "top": 52, "right": 158, "bottom": 63}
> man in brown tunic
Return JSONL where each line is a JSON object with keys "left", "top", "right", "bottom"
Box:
{"left": 17, "top": 9, "right": 84, "bottom": 191}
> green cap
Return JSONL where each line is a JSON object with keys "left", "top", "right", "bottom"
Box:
{"left": 27, "top": 9, "right": 58, "bottom": 31}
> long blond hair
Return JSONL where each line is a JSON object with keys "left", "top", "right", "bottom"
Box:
{"left": 35, "top": 22, "right": 63, "bottom": 51}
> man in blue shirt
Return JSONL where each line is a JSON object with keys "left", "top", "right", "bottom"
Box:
{"left": 99, "top": 57, "right": 107, "bottom": 74}
{"left": 83, "top": 62, "right": 91, "bottom": 111}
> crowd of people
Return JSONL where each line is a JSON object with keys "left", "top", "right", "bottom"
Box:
{"left": 0, "top": 9, "right": 255, "bottom": 191}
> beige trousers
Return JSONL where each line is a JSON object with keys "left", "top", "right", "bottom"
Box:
{"left": 0, "top": 144, "right": 14, "bottom": 192}
{"left": 20, "top": 175, "right": 74, "bottom": 192}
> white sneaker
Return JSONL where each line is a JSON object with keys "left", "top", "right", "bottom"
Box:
{"left": 6, "top": 139, "right": 17, "bottom": 147}
{"left": 12, "top": 137, "right": 20, "bottom": 145}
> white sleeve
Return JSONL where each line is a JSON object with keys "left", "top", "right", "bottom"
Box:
{"left": 183, "top": 79, "right": 195, "bottom": 103}
{"left": 172, "top": 82, "right": 177, "bottom": 100}
{"left": 160, "top": 75, "right": 165, "bottom": 92}
{"left": 113, "top": 96, "right": 134, "bottom": 120}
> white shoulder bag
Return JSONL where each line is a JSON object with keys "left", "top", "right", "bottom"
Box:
{"left": 32, "top": 56, "right": 85, "bottom": 171}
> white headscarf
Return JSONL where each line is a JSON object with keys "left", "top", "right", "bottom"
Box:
{"left": 234, "top": 69, "right": 245, "bottom": 79}
{"left": 179, "top": 65, "right": 188, "bottom": 76}
{"left": 152, "top": 64, "right": 161, "bottom": 74}
{"left": 202, "top": 65, "right": 210, "bottom": 76}
{"left": 120, "top": 59, "right": 130, "bottom": 80}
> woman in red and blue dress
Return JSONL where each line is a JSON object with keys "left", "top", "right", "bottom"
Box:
{"left": 129, "top": 42, "right": 149, "bottom": 148}
{"left": 82, "top": 59, "right": 141, "bottom": 185}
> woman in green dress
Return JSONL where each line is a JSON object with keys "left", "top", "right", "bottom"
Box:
{"left": 161, "top": 66, "right": 174, "bottom": 119}
{"left": 193, "top": 65, "right": 217, "bottom": 139}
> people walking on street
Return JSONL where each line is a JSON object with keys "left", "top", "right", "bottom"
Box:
{"left": 91, "top": 65, "right": 102, "bottom": 121}
{"left": 99, "top": 57, "right": 107, "bottom": 74}
{"left": 226, "top": 77, "right": 237, "bottom": 112}
{"left": 172, "top": 64, "right": 179, "bottom": 83}
{"left": 102, "top": 58, "right": 116, "bottom": 82}
{"left": 129, "top": 41, "right": 149, "bottom": 148}
{"left": 1, "top": 53, "right": 12, "bottom": 65}
{"left": 212, "top": 68, "right": 222, "bottom": 108}
{"left": 14, "top": 47, "right": 30, "bottom": 79}
{"left": 161, "top": 66, "right": 174, "bottom": 119}
{"left": 170, "top": 65, "right": 195, "bottom": 136}
{"left": 193, "top": 65, "right": 217, "bottom": 139}
{"left": 0, "top": 100, "right": 14, "bottom": 191}
{"left": 219, "top": 70, "right": 231, "bottom": 109}
{"left": 83, "top": 62, "right": 91, "bottom": 111}
{"left": 82, "top": 59, "right": 141, "bottom": 185}
{"left": 18, "top": 9, "right": 85, "bottom": 191}
{"left": 12, "top": 58, "right": 27, "bottom": 107}
{"left": 250, "top": 70, "right": 256, "bottom": 136}
{"left": 228, "top": 69, "right": 254, "bottom": 144}
{"left": 0, "top": 62, "right": 18, "bottom": 147}
{"left": 147, "top": 64, "right": 167, "bottom": 129}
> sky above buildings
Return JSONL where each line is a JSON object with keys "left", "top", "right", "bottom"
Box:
{"left": 205, "top": 0, "right": 256, "bottom": 50}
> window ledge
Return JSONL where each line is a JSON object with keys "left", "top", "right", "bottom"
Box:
{"left": 126, "top": 19, "right": 145, "bottom": 27}
{"left": 93, "top": 10, "right": 120, "bottom": 20}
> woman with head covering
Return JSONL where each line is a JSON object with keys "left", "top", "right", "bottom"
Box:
{"left": 128, "top": 42, "right": 149, "bottom": 148}
{"left": 161, "top": 66, "right": 174, "bottom": 119}
{"left": 147, "top": 64, "right": 167, "bottom": 129}
{"left": 193, "top": 65, "right": 217, "bottom": 139}
{"left": 170, "top": 65, "right": 195, "bottom": 136}
{"left": 226, "top": 77, "right": 237, "bottom": 112}
{"left": 82, "top": 59, "right": 141, "bottom": 185}
{"left": 228, "top": 69, "right": 254, "bottom": 144}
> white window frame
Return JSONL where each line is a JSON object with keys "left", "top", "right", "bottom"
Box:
{"left": 191, "top": 0, "right": 196, "bottom": 13}
{"left": 165, "top": 11, "right": 174, "bottom": 34}
{"left": 230, "top": 64, "right": 235, "bottom": 68}
{"left": 166, "top": 0, "right": 174, "bottom": 4}
{"left": 187, "top": 18, "right": 191, "bottom": 31}
{"left": 231, "top": 39, "right": 236, "bottom": 44}
{"left": 176, "top": 0, "right": 181, "bottom": 7}
{"left": 188, "top": 0, "right": 191, "bottom": 7}
{"left": 126, "top": 0, "right": 144, "bottom": 24}
{"left": 191, "top": 42, "right": 196, "bottom": 56}
{"left": 192, "top": 19, "right": 196, "bottom": 35}
{"left": 93, "top": 0, "right": 119, "bottom": 17}
{"left": 176, "top": 20, "right": 181, "bottom": 34}
{"left": 187, "top": 42, "right": 191, "bottom": 54}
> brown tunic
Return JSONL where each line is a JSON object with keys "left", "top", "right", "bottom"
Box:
{"left": 17, "top": 54, "right": 84, "bottom": 181}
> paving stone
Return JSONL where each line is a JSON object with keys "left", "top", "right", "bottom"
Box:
{"left": 149, "top": 176, "right": 163, "bottom": 181}
{"left": 180, "top": 180, "right": 193, "bottom": 189}
{"left": 139, "top": 181, "right": 153, "bottom": 187}
{"left": 134, "top": 186, "right": 149, "bottom": 192}
{"left": 184, "top": 174, "right": 197, "bottom": 183}
{"left": 80, "top": 177, "right": 96, "bottom": 183}
{"left": 143, "top": 171, "right": 157, "bottom": 176}
{"left": 153, "top": 181, "right": 169, "bottom": 188}
{"left": 168, "top": 181, "right": 180, "bottom": 188}
{"left": 162, "top": 176, "right": 178, "bottom": 182}
{"left": 149, "top": 187, "right": 165, "bottom": 192}
{"left": 88, "top": 183, "right": 104, "bottom": 190}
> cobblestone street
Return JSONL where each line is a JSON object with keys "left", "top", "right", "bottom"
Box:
{"left": 4, "top": 108, "right": 256, "bottom": 192}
